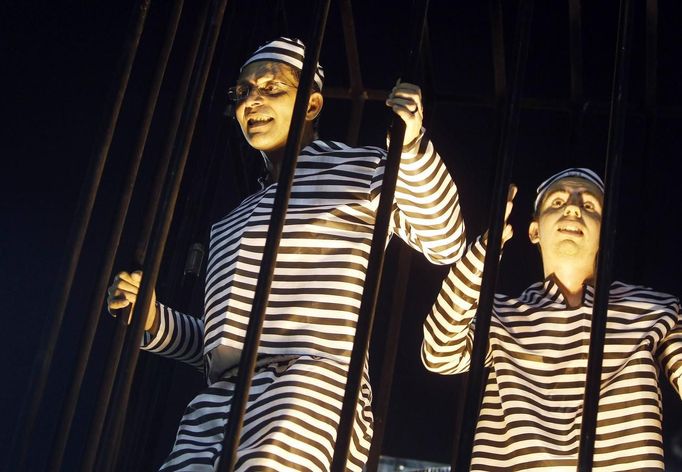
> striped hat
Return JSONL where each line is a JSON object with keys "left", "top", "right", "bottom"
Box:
{"left": 241, "top": 37, "right": 325, "bottom": 91}
{"left": 534, "top": 167, "right": 604, "bottom": 211}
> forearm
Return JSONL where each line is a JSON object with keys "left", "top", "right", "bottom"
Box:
{"left": 393, "top": 136, "right": 466, "bottom": 264}
{"left": 422, "top": 236, "right": 486, "bottom": 374}
{"left": 658, "top": 300, "right": 682, "bottom": 396}
{"left": 142, "top": 302, "right": 204, "bottom": 370}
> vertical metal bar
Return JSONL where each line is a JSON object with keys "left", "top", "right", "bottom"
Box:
{"left": 96, "top": 0, "right": 229, "bottom": 465}
{"left": 339, "top": 0, "right": 366, "bottom": 146}
{"left": 7, "top": 2, "right": 150, "bottom": 471}
{"left": 577, "top": 0, "right": 634, "bottom": 469}
{"left": 46, "top": 2, "right": 185, "bottom": 470}
{"left": 216, "top": 3, "right": 331, "bottom": 471}
{"left": 364, "top": 243, "right": 413, "bottom": 472}
{"left": 567, "top": 0, "right": 585, "bottom": 158}
{"left": 330, "top": 1, "right": 429, "bottom": 470}
{"left": 454, "top": 1, "right": 534, "bottom": 470}
{"left": 78, "top": 4, "right": 211, "bottom": 470}
{"left": 451, "top": 2, "right": 506, "bottom": 464}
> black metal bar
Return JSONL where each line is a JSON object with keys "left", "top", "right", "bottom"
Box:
{"left": 7, "top": 3, "right": 150, "bottom": 471}
{"left": 567, "top": 0, "right": 585, "bottom": 160}
{"left": 577, "top": 0, "right": 633, "bottom": 469}
{"left": 339, "top": 0, "right": 366, "bottom": 146}
{"left": 450, "top": 1, "right": 507, "bottom": 464}
{"left": 47, "top": 2, "right": 184, "bottom": 470}
{"left": 490, "top": 0, "right": 507, "bottom": 103}
{"left": 364, "top": 243, "right": 413, "bottom": 472}
{"left": 78, "top": 4, "right": 211, "bottom": 470}
{"left": 93, "top": 0, "right": 229, "bottom": 468}
{"left": 330, "top": 1, "right": 429, "bottom": 470}
{"left": 453, "top": 1, "right": 534, "bottom": 470}
{"left": 216, "top": 2, "right": 331, "bottom": 470}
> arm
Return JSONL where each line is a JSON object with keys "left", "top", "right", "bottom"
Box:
{"left": 381, "top": 82, "right": 465, "bottom": 264}
{"left": 141, "top": 302, "right": 204, "bottom": 370}
{"left": 421, "top": 236, "right": 487, "bottom": 374}
{"left": 421, "top": 186, "right": 515, "bottom": 374}
{"left": 656, "top": 297, "right": 682, "bottom": 397}
{"left": 108, "top": 270, "right": 204, "bottom": 370}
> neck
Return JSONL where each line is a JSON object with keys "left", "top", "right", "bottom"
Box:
{"left": 262, "top": 127, "right": 315, "bottom": 182}
{"left": 544, "top": 260, "right": 595, "bottom": 308}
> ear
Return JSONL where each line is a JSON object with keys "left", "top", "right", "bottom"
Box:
{"left": 528, "top": 221, "right": 540, "bottom": 244}
{"left": 306, "top": 92, "right": 323, "bottom": 121}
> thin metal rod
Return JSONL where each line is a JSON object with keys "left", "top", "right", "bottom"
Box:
{"left": 567, "top": 0, "right": 585, "bottom": 160}
{"left": 339, "top": 0, "right": 366, "bottom": 146}
{"left": 47, "top": 2, "right": 184, "bottom": 470}
{"left": 7, "top": 3, "right": 150, "bottom": 471}
{"left": 364, "top": 244, "right": 413, "bottom": 472}
{"left": 78, "top": 4, "right": 211, "bottom": 470}
{"left": 453, "top": 1, "right": 534, "bottom": 470}
{"left": 217, "top": 3, "right": 331, "bottom": 471}
{"left": 96, "top": 0, "right": 229, "bottom": 466}
{"left": 577, "top": 0, "right": 633, "bottom": 469}
{"left": 330, "top": 1, "right": 429, "bottom": 470}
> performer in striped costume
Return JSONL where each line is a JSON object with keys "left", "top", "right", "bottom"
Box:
{"left": 422, "top": 168, "right": 682, "bottom": 471}
{"left": 108, "top": 37, "right": 466, "bottom": 471}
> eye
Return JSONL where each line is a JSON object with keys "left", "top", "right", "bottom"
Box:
{"left": 550, "top": 198, "right": 564, "bottom": 208}
{"left": 228, "top": 85, "right": 250, "bottom": 101}
{"left": 583, "top": 201, "right": 595, "bottom": 211}
{"left": 260, "top": 82, "right": 285, "bottom": 96}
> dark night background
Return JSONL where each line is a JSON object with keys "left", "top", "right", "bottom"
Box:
{"left": 1, "top": 1, "right": 681, "bottom": 471}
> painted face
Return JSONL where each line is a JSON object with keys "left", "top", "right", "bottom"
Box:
{"left": 234, "top": 61, "right": 299, "bottom": 154}
{"left": 529, "top": 177, "right": 604, "bottom": 267}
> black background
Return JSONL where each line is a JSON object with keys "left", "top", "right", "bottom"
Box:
{"left": 1, "top": 1, "right": 681, "bottom": 470}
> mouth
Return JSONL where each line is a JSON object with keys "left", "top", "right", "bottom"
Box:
{"left": 557, "top": 223, "right": 584, "bottom": 236}
{"left": 246, "top": 115, "right": 273, "bottom": 128}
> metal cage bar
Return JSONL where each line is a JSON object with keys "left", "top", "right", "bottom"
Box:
{"left": 46, "top": 2, "right": 185, "bottom": 470}
{"left": 92, "top": 0, "right": 230, "bottom": 469}
{"left": 7, "top": 3, "right": 150, "bottom": 470}
{"left": 330, "top": 1, "right": 430, "bottom": 470}
{"left": 577, "top": 0, "right": 634, "bottom": 469}
{"left": 216, "top": 2, "right": 331, "bottom": 470}
{"left": 453, "top": 1, "right": 534, "bottom": 470}
{"left": 78, "top": 4, "right": 212, "bottom": 470}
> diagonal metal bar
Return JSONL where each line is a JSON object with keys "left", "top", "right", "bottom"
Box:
{"left": 567, "top": 0, "right": 585, "bottom": 160}
{"left": 93, "top": 0, "right": 230, "bottom": 469}
{"left": 78, "top": 4, "right": 211, "bottom": 470}
{"left": 8, "top": 2, "right": 150, "bottom": 471}
{"left": 330, "top": 1, "right": 429, "bottom": 470}
{"left": 364, "top": 243, "right": 413, "bottom": 472}
{"left": 216, "top": 2, "right": 331, "bottom": 471}
{"left": 453, "top": 1, "right": 534, "bottom": 470}
{"left": 46, "top": 2, "right": 185, "bottom": 470}
{"left": 577, "top": 0, "right": 634, "bottom": 469}
{"left": 339, "top": 0, "right": 366, "bottom": 146}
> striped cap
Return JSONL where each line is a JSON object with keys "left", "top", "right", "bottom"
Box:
{"left": 241, "top": 37, "right": 324, "bottom": 91}
{"left": 534, "top": 167, "right": 604, "bottom": 211}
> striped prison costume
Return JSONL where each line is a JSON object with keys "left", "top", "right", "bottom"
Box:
{"left": 143, "top": 137, "right": 466, "bottom": 471}
{"left": 422, "top": 236, "right": 682, "bottom": 471}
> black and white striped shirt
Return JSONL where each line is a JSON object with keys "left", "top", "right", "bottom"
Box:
{"left": 422, "top": 236, "right": 682, "bottom": 471}
{"left": 144, "top": 137, "right": 466, "bottom": 374}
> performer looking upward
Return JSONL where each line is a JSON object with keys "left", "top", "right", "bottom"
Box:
{"left": 108, "top": 37, "right": 467, "bottom": 471}
{"left": 422, "top": 168, "right": 682, "bottom": 471}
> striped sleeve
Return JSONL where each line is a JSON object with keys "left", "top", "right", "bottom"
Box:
{"left": 656, "top": 296, "right": 682, "bottom": 396}
{"left": 421, "top": 236, "right": 487, "bottom": 374}
{"left": 141, "top": 302, "right": 204, "bottom": 371}
{"left": 372, "top": 134, "right": 466, "bottom": 265}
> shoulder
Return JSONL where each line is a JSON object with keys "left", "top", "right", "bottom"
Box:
{"left": 301, "top": 140, "right": 385, "bottom": 160}
{"left": 609, "top": 280, "right": 680, "bottom": 307}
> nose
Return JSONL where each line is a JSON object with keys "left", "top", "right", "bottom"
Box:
{"left": 564, "top": 194, "right": 581, "bottom": 217}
